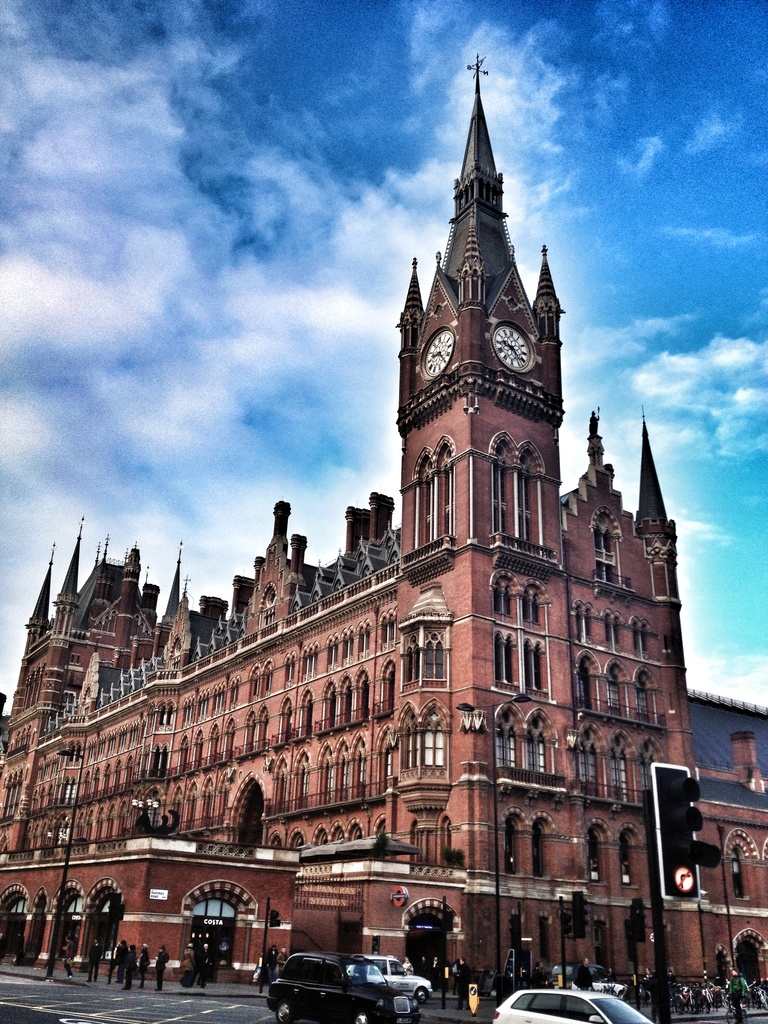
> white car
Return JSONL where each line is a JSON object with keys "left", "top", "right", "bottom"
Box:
{"left": 549, "top": 964, "right": 628, "bottom": 999}
{"left": 363, "top": 955, "right": 433, "bottom": 1003}
{"left": 493, "top": 989, "right": 647, "bottom": 1024}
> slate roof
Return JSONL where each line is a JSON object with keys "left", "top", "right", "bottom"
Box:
{"left": 688, "top": 689, "right": 768, "bottom": 776}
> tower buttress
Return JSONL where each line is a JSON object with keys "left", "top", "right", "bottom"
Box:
{"left": 533, "top": 245, "right": 563, "bottom": 399}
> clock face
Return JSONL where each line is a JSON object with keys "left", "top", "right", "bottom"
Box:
{"left": 493, "top": 325, "right": 530, "bottom": 370}
{"left": 424, "top": 329, "right": 454, "bottom": 377}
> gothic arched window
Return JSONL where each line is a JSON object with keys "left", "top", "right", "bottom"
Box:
{"left": 610, "top": 742, "right": 628, "bottom": 800}
{"left": 424, "top": 634, "right": 445, "bottom": 679}
{"left": 588, "top": 827, "right": 601, "bottom": 881}
{"left": 577, "top": 657, "right": 592, "bottom": 710}
{"left": 496, "top": 709, "right": 516, "bottom": 768}
{"left": 532, "top": 819, "right": 545, "bottom": 877}
{"left": 607, "top": 664, "right": 621, "bottom": 712}
{"left": 732, "top": 846, "right": 745, "bottom": 898}
{"left": 517, "top": 451, "right": 533, "bottom": 541}
{"left": 619, "top": 830, "right": 632, "bottom": 885}
{"left": 505, "top": 817, "right": 517, "bottom": 874}
{"left": 526, "top": 716, "right": 546, "bottom": 773}
{"left": 577, "top": 732, "right": 598, "bottom": 795}
{"left": 422, "top": 710, "right": 444, "bottom": 767}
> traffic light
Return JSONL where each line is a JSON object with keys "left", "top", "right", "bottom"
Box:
{"left": 571, "top": 891, "right": 587, "bottom": 939}
{"left": 651, "top": 763, "right": 721, "bottom": 899}
{"left": 629, "top": 898, "right": 646, "bottom": 943}
{"left": 509, "top": 913, "right": 522, "bottom": 949}
{"left": 560, "top": 908, "right": 572, "bottom": 936}
{"left": 269, "top": 908, "right": 281, "bottom": 928}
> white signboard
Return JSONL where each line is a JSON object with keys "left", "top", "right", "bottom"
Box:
{"left": 149, "top": 888, "right": 168, "bottom": 901}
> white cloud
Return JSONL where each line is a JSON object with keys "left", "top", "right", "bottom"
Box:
{"left": 619, "top": 135, "right": 664, "bottom": 177}
{"left": 685, "top": 112, "right": 735, "bottom": 154}
{"left": 632, "top": 335, "right": 768, "bottom": 456}
{"left": 686, "top": 651, "right": 768, "bottom": 707}
{"left": 660, "top": 226, "right": 759, "bottom": 248}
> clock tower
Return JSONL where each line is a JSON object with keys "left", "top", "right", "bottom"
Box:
{"left": 397, "top": 70, "right": 564, "bottom": 584}
{"left": 394, "top": 68, "right": 566, "bottom": 852}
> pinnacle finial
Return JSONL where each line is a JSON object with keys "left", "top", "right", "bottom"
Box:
{"left": 467, "top": 54, "right": 488, "bottom": 93}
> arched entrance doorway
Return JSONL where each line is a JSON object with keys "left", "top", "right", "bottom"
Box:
{"left": 238, "top": 784, "right": 264, "bottom": 845}
{"left": 58, "top": 892, "right": 84, "bottom": 958}
{"left": 405, "top": 911, "right": 451, "bottom": 987}
{"left": 736, "top": 938, "right": 761, "bottom": 984}
{"left": 0, "top": 894, "right": 28, "bottom": 961}
{"left": 190, "top": 897, "right": 237, "bottom": 981}
{"left": 26, "top": 894, "right": 47, "bottom": 960}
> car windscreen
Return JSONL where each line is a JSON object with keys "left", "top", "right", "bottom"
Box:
{"left": 343, "top": 960, "right": 387, "bottom": 986}
{"left": 592, "top": 999, "right": 651, "bottom": 1024}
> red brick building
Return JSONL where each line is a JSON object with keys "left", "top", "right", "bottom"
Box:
{"left": 1, "top": 76, "right": 766, "bottom": 985}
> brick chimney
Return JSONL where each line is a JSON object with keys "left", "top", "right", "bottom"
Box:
{"left": 290, "top": 534, "right": 307, "bottom": 576}
{"left": 731, "top": 731, "right": 762, "bottom": 791}
{"left": 199, "top": 595, "right": 229, "bottom": 620}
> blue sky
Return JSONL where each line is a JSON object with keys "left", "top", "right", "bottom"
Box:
{"left": 0, "top": 0, "right": 765, "bottom": 706}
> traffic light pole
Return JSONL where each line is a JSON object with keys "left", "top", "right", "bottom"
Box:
{"left": 259, "top": 896, "right": 270, "bottom": 994}
{"left": 643, "top": 789, "right": 671, "bottom": 1024}
{"left": 557, "top": 896, "right": 569, "bottom": 989}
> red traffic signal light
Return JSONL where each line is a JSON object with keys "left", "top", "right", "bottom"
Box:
{"left": 651, "top": 763, "right": 721, "bottom": 899}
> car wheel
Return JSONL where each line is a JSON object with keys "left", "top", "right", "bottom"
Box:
{"left": 414, "top": 987, "right": 429, "bottom": 1003}
{"left": 276, "top": 999, "right": 294, "bottom": 1024}
{"left": 352, "top": 1011, "right": 370, "bottom": 1024}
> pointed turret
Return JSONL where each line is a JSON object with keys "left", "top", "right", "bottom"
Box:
{"left": 458, "top": 208, "right": 486, "bottom": 307}
{"left": 53, "top": 520, "right": 84, "bottom": 635}
{"left": 534, "top": 245, "right": 564, "bottom": 397}
{"left": 164, "top": 544, "right": 182, "bottom": 620}
{"left": 26, "top": 547, "right": 54, "bottom": 649}
{"left": 534, "top": 246, "right": 562, "bottom": 327}
{"left": 636, "top": 418, "right": 679, "bottom": 604}
{"left": 638, "top": 419, "right": 668, "bottom": 521}
{"left": 398, "top": 258, "right": 423, "bottom": 352}
{"left": 59, "top": 520, "right": 83, "bottom": 599}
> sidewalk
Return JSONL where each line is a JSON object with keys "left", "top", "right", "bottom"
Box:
{"left": 0, "top": 962, "right": 497, "bottom": 1022}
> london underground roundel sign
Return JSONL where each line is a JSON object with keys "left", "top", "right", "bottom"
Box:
{"left": 391, "top": 885, "right": 409, "bottom": 907}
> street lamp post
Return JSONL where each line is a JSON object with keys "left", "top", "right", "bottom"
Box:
{"left": 457, "top": 694, "right": 532, "bottom": 1005}
{"left": 45, "top": 746, "right": 85, "bottom": 981}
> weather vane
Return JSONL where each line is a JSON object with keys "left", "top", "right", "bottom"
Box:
{"left": 467, "top": 54, "right": 488, "bottom": 80}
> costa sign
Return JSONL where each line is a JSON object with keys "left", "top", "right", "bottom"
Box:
{"left": 390, "top": 885, "right": 409, "bottom": 907}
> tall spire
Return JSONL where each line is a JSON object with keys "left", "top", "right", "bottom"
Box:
{"left": 638, "top": 419, "right": 667, "bottom": 520}
{"left": 444, "top": 59, "right": 510, "bottom": 288}
{"left": 59, "top": 518, "right": 84, "bottom": 598}
{"left": 31, "top": 545, "right": 55, "bottom": 623}
{"left": 460, "top": 55, "right": 497, "bottom": 186}
{"left": 164, "top": 542, "right": 182, "bottom": 619}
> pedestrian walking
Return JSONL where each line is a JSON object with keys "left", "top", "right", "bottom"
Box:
{"left": 64, "top": 935, "right": 77, "bottom": 979}
{"left": 456, "top": 957, "right": 471, "bottom": 1010}
{"left": 115, "top": 940, "right": 128, "bottom": 985}
{"left": 531, "top": 962, "right": 548, "bottom": 987}
{"left": 123, "top": 944, "right": 137, "bottom": 990}
{"left": 193, "top": 942, "right": 209, "bottom": 987}
{"left": 138, "top": 943, "right": 150, "bottom": 988}
{"left": 180, "top": 943, "right": 195, "bottom": 987}
{"left": 155, "top": 945, "right": 169, "bottom": 990}
{"left": 728, "top": 968, "right": 748, "bottom": 1024}
{"left": 266, "top": 944, "right": 278, "bottom": 984}
{"left": 277, "top": 946, "right": 288, "bottom": 977}
{"left": 87, "top": 939, "right": 103, "bottom": 981}
{"left": 575, "top": 958, "right": 593, "bottom": 990}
